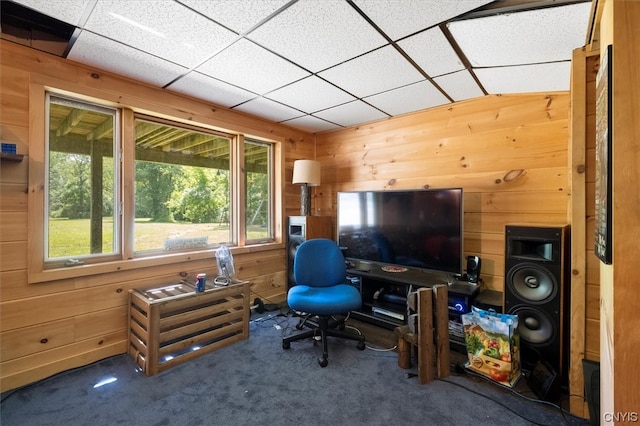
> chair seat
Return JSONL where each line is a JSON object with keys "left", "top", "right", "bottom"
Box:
{"left": 288, "top": 284, "right": 361, "bottom": 316}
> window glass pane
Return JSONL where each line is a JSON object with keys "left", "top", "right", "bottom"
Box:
{"left": 46, "top": 95, "right": 118, "bottom": 260}
{"left": 245, "top": 140, "right": 272, "bottom": 242}
{"left": 134, "top": 119, "right": 232, "bottom": 252}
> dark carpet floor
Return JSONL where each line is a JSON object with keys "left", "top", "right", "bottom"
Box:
{"left": 1, "top": 310, "right": 590, "bottom": 426}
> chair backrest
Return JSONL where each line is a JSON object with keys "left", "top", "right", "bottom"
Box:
{"left": 293, "top": 238, "right": 346, "bottom": 288}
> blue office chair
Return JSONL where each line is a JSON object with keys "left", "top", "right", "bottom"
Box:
{"left": 283, "top": 238, "right": 366, "bottom": 367}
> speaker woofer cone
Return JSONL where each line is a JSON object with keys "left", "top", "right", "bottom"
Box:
{"left": 510, "top": 306, "right": 556, "bottom": 346}
{"left": 507, "top": 262, "right": 557, "bottom": 304}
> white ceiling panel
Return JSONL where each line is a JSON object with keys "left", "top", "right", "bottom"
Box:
{"left": 12, "top": 0, "right": 91, "bottom": 26}
{"left": 195, "top": 39, "right": 310, "bottom": 95}
{"left": 281, "top": 115, "right": 341, "bottom": 133}
{"left": 353, "top": 0, "right": 493, "bottom": 41}
{"left": 7, "top": 0, "right": 591, "bottom": 134}
{"left": 247, "top": 0, "right": 387, "bottom": 72}
{"left": 179, "top": 0, "right": 291, "bottom": 35}
{"left": 265, "top": 76, "right": 356, "bottom": 114}
{"left": 398, "top": 27, "right": 464, "bottom": 78}
{"left": 167, "top": 71, "right": 256, "bottom": 108}
{"left": 314, "top": 100, "right": 388, "bottom": 128}
{"left": 475, "top": 62, "right": 573, "bottom": 94}
{"left": 83, "top": 0, "right": 237, "bottom": 68}
{"left": 68, "top": 31, "right": 187, "bottom": 87}
{"left": 364, "top": 80, "right": 450, "bottom": 116}
{"left": 448, "top": 2, "right": 592, "bottom": 67}
{"left": 234, "top": 97, "right": 304, "bottom": 123}
{"left": 319, "top": 45, "right": 424, "bottom": 98}
{"left": 433, "top": 70, "right": 484, "bottom": 102}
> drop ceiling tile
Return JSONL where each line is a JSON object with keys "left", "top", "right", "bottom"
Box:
{"left": 196, "top": 39, "right": 310, "bottom": 95}
{"left": 247, "top": 0, "right": 387, "bottom": 73}
{"left": 265, "top": 76, "right": 356, "bottom": 114}
{"left": 398, "top": 27, "right": 464, "bottom": 78}
{"left": 179, "top": 0, "right": 291, "bottom": 34}
{"left": 475, "top": 62, "right": 572, "bottom": 94}
{"left": 233, "top": 97, "right": 304, "bottom": 123}
{"left": 447, "top": 2, "right": 592, "bottom": 67}
{"left": 280, "top": 115, "right": 341, "bottom": 134}
{"left": 353, "top": 0, "right": 493, "bottom": 41}
{"left": 12, "top": 0, "right": 91, "bottom": 25}
{"left": 68, "top": 31, "right": 187, "bottom": 87}
{"left": 364, "top": 80, "right": 450, "bottom": 116}
{"left": 83, "top": 0, "right": 237, "bottom": 68}
{"left": 314, "top": 100, "right": 388, "bottom": 128}
{"left": 434, "top": 70, "right": 484, "bottom": 102}
{"left": 319, "top": 46, "right": 424, "bottom": 98}
{"left": 167, "top": 71, "right": 256, "bottom": 108}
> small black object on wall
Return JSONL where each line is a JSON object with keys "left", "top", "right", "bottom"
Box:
{"left": 466, "top": 255, "right": 481, "bottom": 283}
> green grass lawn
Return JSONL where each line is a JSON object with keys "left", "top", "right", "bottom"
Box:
{"left": 48, "top": 218, "right": 266, "bottom": 257}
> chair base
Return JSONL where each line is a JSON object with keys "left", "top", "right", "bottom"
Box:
{"left": 282, "top": 315, "right": 366, "bottom": 367}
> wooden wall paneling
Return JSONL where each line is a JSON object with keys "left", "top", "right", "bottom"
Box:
{"left": 0, "top": 183, "right": 28, "bottom": 212}
{"left": 568, "top": 45, "right": 589, "bottom": 418}
{"left": 584, "top": 318, "right": 600, "bottom": 361}
{"left": 0, "top": 241, "right": 27, "bottom": 272}
{"left": 0, "top": 212, "right": 28, "bottom": 242}
{"left": 597, "top": 2, "right": 614, "bottom": 417}
{"left": 1, "top": 332, "right": 126, "bottom": 392}
{"left": 1, "top": 282, "right": 130, "bottom": 331}
{"left": 0, "top": 65, "right": 30, "bottom": 128}
{"left": 0, "top": 123, "right": 29, "bottom": 155}
{"left": 316, "top": 92, "right": 571, "bottom": 300}
{"left": 609, "top": 0, "right": 640, "bottom": 414}
{"left": 0, "top": 318, "right": 76, "bottom": 361}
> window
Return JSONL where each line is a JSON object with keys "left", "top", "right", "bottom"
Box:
{"left": 40, "top": 91, "right": 276, "bottom": 274}
{"left": 134, "top": 117, "right": 233, "bottom": 253}
{"left": 46, "top": 95, "right": 119, "bottom": 266}
{"left": 244, "top": 139, "right": 273, "bottom": 243}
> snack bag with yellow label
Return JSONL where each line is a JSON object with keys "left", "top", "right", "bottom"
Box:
{"left": 462, "top": 306, "right": 521, "bottom": 387}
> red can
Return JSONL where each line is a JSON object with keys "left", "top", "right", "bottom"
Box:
{"left": 195, "top": 273, "right": 206, "bottom": 293}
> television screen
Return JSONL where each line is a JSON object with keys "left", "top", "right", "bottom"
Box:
{"left": 337, "top": 188, "right": 463, "bottom": 276}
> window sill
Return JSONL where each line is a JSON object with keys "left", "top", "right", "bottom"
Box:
{"left": 28, "top": 241, "right": 284, "bottom": 284}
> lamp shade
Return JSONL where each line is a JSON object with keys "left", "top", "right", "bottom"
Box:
{"left": 292, "top": 160, "right": 321, "bottom": 186}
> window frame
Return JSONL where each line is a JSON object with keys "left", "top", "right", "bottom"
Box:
{"left": 44, "top": 93, "right": 122, "bottom": 267}
{"left": 27, "top": 80, "right": 284, "bottom": 284}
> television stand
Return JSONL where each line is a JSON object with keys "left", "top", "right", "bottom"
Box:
{"left": 347, "top": 265, "right": 483, "bottom": 350}
{"left": 346, "top": 265, "right": 448, "bottom": 330}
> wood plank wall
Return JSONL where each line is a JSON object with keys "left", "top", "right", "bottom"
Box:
{"left": 568, "top": 45, "right": 600, "bottom": 418}
{"left": 315, "top": 93, "right": 571, "bottom": 292}
{"left": 0, "top": 41, "right": 312, "bottom": 392}
{"left": 598, "top": 0, "right": 640, "bottom": 417}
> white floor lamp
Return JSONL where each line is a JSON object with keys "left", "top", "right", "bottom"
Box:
{"left": 292, "top": 159, "right": 320, "bottom": 216}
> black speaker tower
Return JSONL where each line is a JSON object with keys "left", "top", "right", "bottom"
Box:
{"left": 504, "top": 224, "right": 570, "bottom": 399}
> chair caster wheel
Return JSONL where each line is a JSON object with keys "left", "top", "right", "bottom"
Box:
{"left": 318, "top": 357, "right": 328, "bottom": 367}
{"left": 283, "top": 341, "right": 290, "bottom": 350}
{"left": 295, "top": 323, "right": 304, "bottom": 330}
{"left": 357, "top": 341, "right": 366, "bottom": 350}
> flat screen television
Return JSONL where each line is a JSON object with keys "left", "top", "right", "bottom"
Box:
{"left": 337, "top": 188, "right": 463, "bottom": 276}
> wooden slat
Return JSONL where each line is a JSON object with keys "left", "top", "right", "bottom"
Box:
{"left": 568, "top": 46, "right": 589, "bottom": 418}
{"left": 417, "top": 288, "right": 434, "bottom": 384}
{"left": 433, "top": 285, "right": 450, "bottom": 380}
{"left": 159, "top": 307, "right": 244, "bottom": 343}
